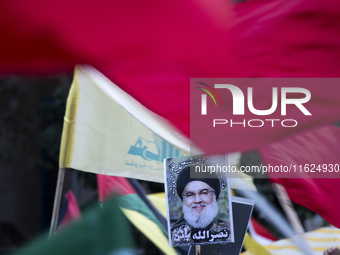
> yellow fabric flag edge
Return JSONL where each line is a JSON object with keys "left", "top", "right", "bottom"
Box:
{"left": 59, "top": 70, "right": 79, "bottom": 167}
{"left": 147, "top": 193, "right": 167, "bottom": 218}
{"left": 243, "top": 233, "right": 272, "bottom": 255}
{"left": 121, "top": 208, "right": 177, "bottom": 255}
{"left": 79, "top": 65, "right": 191, "bottom": 155}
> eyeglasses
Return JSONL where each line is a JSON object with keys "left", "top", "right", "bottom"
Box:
{"left": 182, "top": 189, "right": 215, "bottom": 201}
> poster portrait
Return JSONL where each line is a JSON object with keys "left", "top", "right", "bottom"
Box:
{"left": 164, "top": 155, "right": 234, "bottom": 247}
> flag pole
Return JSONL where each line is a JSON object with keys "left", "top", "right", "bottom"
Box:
{"left": 195, "top": 245, "right": 201, "bottom": 255}
{"left": 126, "top": 179, "right": 189, "bottom": 255}
{"left": 127, "top": 178, "right": 167, "bottom": 229}
{"left": 272, "top": 183, "right": 313, "bottom": 254}
{"left": 49, "top": 167, "right": 66, "bottom": 238}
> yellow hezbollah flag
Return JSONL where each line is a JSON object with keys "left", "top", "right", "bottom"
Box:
{"left": 59, "top": 65, "right": 190, "bottom": 182}
{"left": 242, "top": 226, "right": 340, "bottom": 255}
{"left": 264, "top": 226, "right": 340, "bottom": 255}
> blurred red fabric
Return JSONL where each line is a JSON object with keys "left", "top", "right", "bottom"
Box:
{"left": 59, "top": 190, "right": 81, "bottom": 229}
{"left": 260, "top": 125, "right": 340, "bottom": 228}
{"left": 97, "top": 175, "right": 135, "bottom": 201}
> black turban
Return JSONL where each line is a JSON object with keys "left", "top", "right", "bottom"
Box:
{"left": 176, "top": 166, "right": 220, "bottom": 200}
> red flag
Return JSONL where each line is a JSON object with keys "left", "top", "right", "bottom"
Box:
{"left": 259, "top": 125, "right": 340, "bottom": 228}
{"left": 249, "top": 218, "right": 277, "bottom": 245}
{"left": 237, "top": 0, "right": 340, "bottom": 226}
{"left": 0, "top": 0, "right": 339, "bottom": 157}
{"left": 0, "top": 0, "right": 239, "bottom": 146}
{"left": 188, "top": 0, "right": 340, "bottom": 153}
{"left": 234, "top": 0, "right": 340, "bottom": 78}
{"left": 1, "top": 0, "right": 340, "bottom": 154}
{"left": 97, "top": 175, "right": 135, "bottom": 201}
{"left": 58, "top": 190, "right": 81, "bottom": 229}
